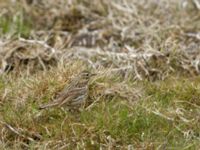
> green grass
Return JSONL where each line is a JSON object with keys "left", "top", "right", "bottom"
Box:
{"left": 0, "top": 67, "right": 200, "bottom": 149}
{"left": 0, "top": 0, "right": 200, "bottom": 149}
{"left": 0, "top": 11, "right": 32, "bottom": 37}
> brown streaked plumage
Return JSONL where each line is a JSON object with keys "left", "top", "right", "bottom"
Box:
{"left": 39, "top": 71, "right": 95, "bottom": 110}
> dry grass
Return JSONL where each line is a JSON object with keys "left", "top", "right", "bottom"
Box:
{"left": 0, "top": 0, "right": 200, "bottom": 149}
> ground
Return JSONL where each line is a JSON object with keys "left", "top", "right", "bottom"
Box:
{"left": 0, "top": 0, "right": 200, "bottom": 149}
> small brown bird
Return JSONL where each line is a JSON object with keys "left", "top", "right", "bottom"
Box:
{"left": 39, "top": 70, "right": 95, "bottom": 110}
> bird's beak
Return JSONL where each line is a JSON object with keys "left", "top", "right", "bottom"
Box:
{"left": 91, "top": 73, "right": 97, "bottom": 76}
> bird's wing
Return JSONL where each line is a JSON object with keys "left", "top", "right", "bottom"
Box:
{"left": 58, "top": 87, "right": 87, "bottom": 106}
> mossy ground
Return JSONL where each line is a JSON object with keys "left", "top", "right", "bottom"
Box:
{"left": 0, "top": 0, "right": 200, "bottom": 149}
{"left": 0, "top": 63, "right": 199, "bottom": 149}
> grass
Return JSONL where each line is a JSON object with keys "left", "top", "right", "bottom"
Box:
{"left": 0, "top": 64, "right": 200, "bottom": 149}
{"left": 0, "top": 0, "right": 200, "bottom": 149}
{"left": 0, "top": 8, "right": 32, "bottom": 37}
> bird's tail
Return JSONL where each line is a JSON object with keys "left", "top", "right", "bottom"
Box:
{"left": 39, "top": 102, "right": 59, "bottom": 109}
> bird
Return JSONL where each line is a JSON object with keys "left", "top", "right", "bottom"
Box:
{"left": 39, "top": 70, "right": 96, "bottom": 110}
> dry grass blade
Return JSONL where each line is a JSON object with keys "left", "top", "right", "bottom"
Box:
{"left": 1, "top": 0, "right": 200, "bottom": 149}
{"left": 0, "top": 120, "right": 42, "bottom": 143}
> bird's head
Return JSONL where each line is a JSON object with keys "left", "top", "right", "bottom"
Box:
{"left": 81, "top": 70, "right": 96, "bottom": 79}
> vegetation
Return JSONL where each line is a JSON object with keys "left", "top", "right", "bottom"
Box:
{"left": 0, "top": 0, "right": 200, "bottom": 149}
